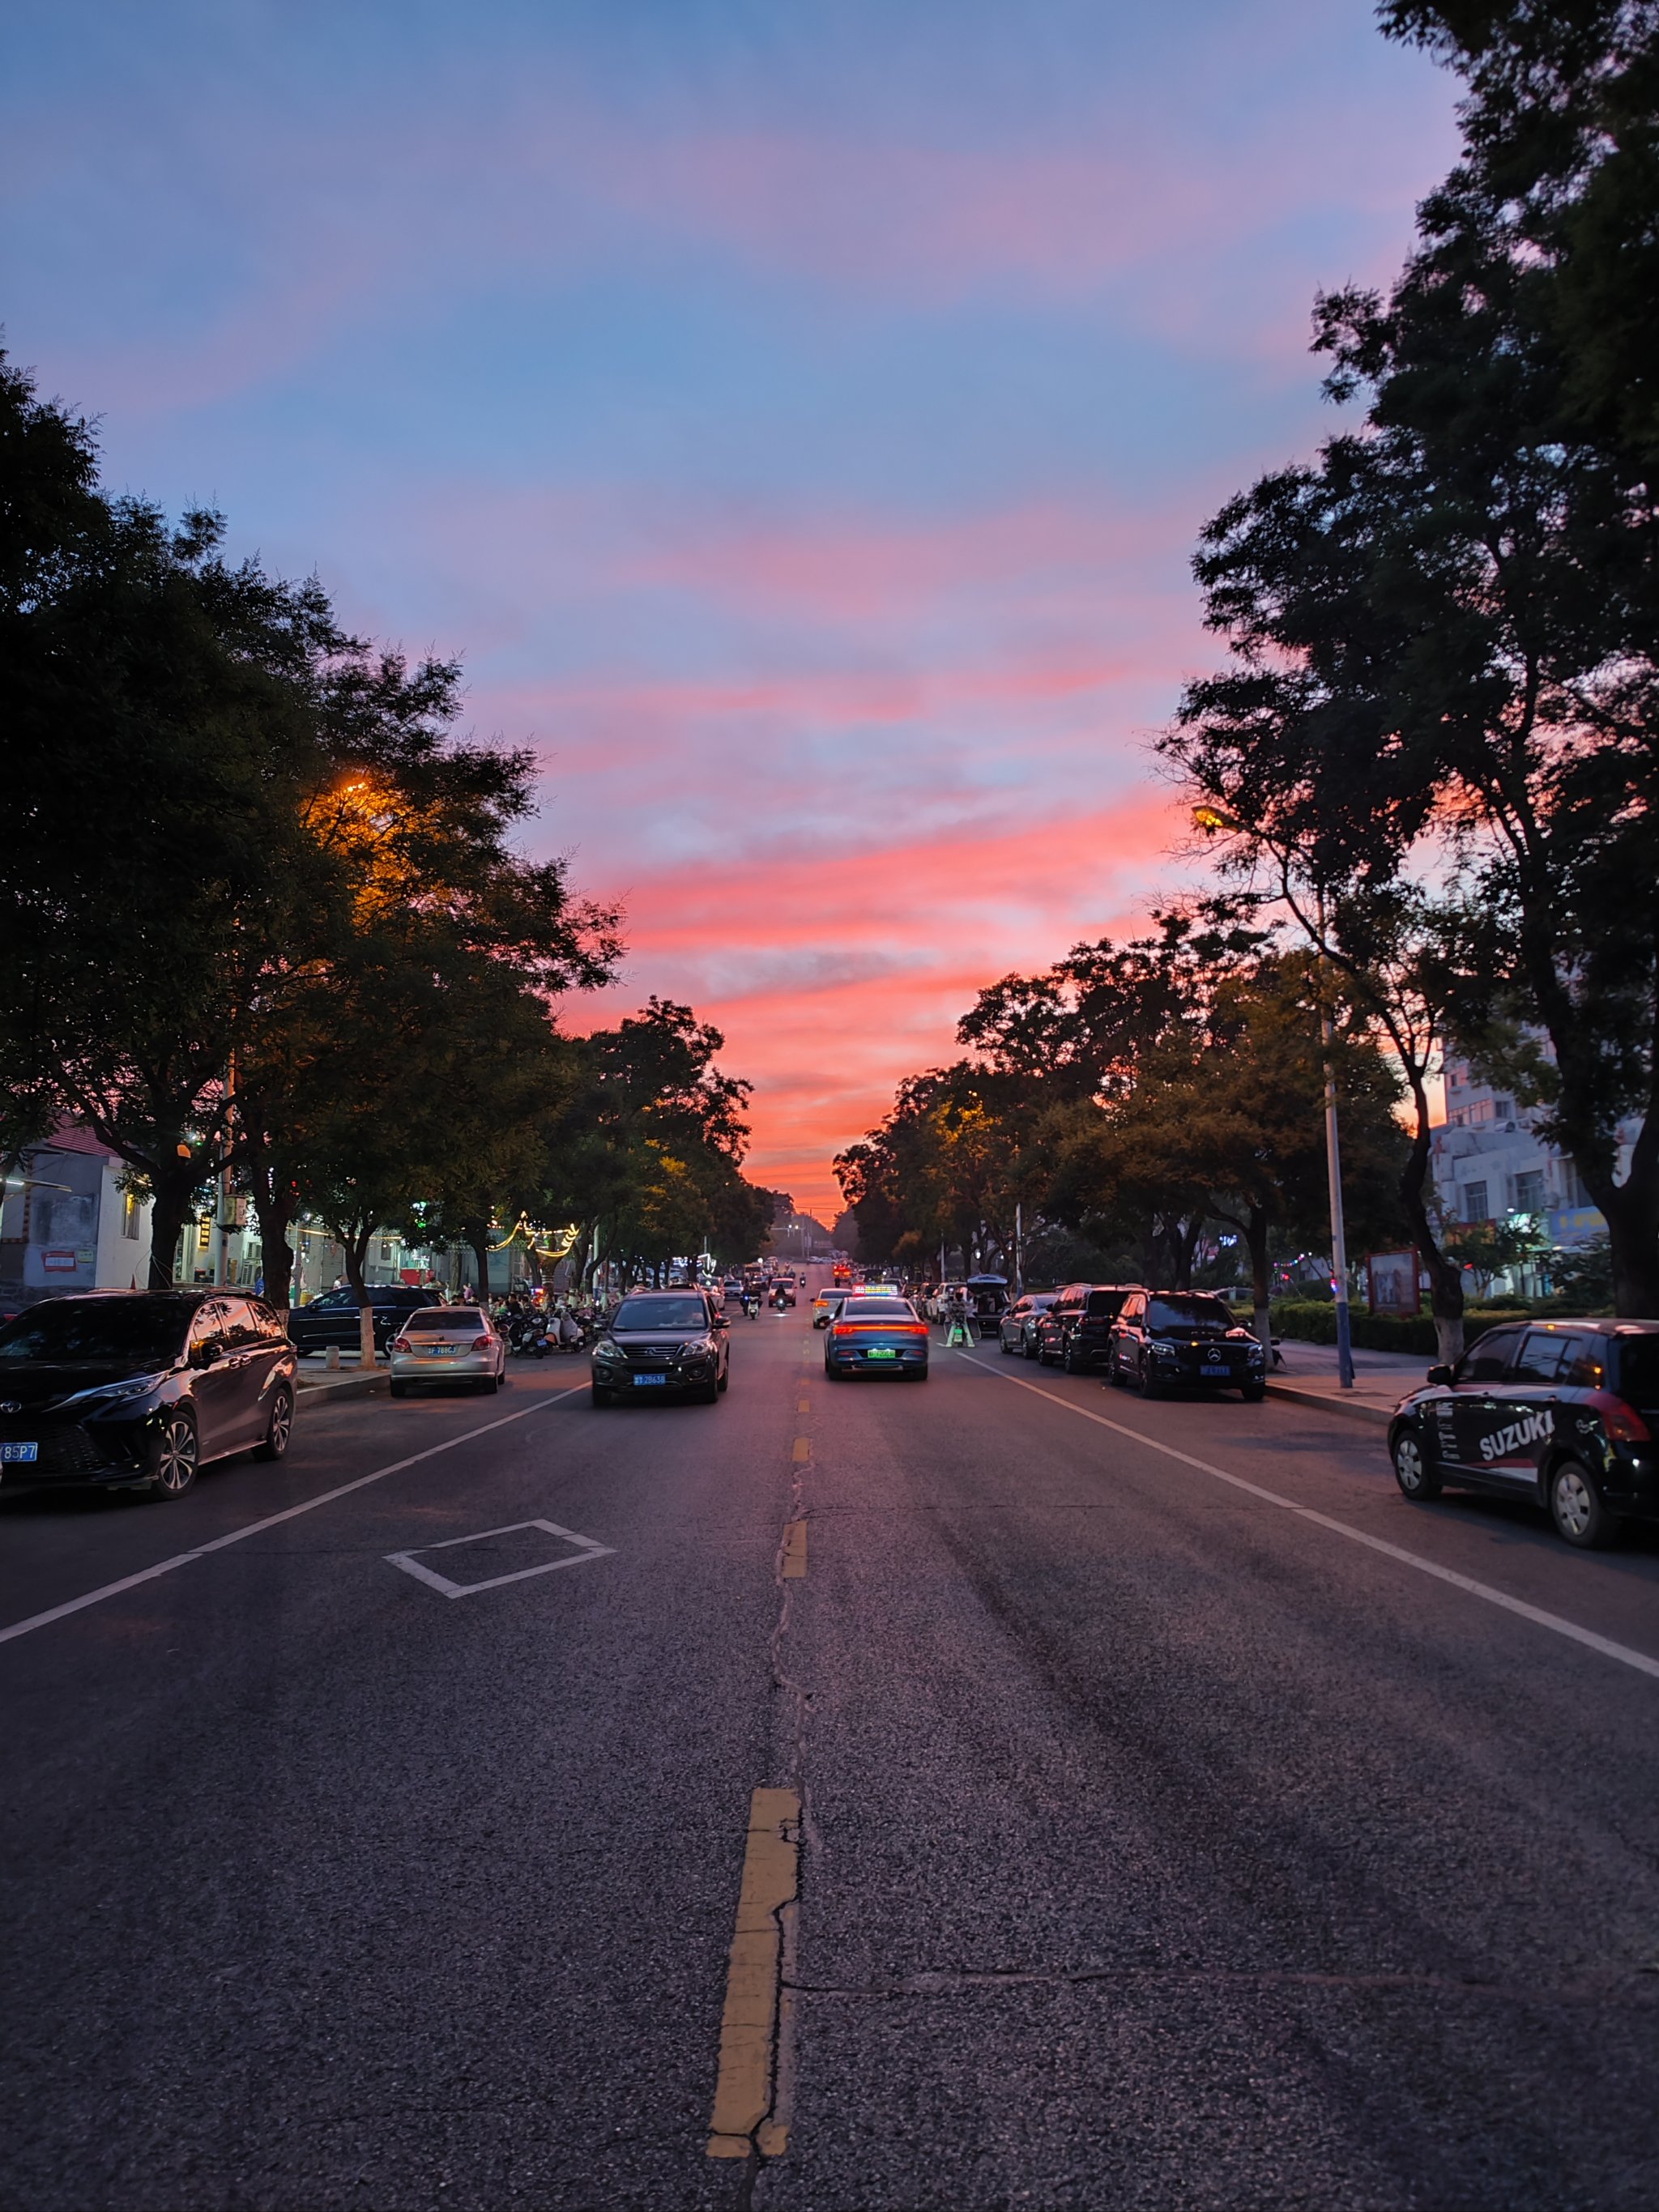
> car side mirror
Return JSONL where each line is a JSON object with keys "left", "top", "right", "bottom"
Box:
{"left": 191, "top": 1339, "right": 222, "bottom": 1368}
{"left": 713, "top": 1315, "right": 728, "bottom": 1330}
{"left": 1426, "top": 1363, "right": 1454, "bottom": 1387}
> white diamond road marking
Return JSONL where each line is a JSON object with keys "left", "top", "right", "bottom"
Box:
{"left": 386, "top": 1518, "right": 615, "bottom": 1600}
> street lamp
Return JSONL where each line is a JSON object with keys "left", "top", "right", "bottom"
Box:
{"left": 1192, "top": 803, "right": 1356, "bottom": 1390}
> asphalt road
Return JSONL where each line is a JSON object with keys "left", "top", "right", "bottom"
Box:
{"left": 2, "top": 1292, "right": 1657, "bottom": 2210}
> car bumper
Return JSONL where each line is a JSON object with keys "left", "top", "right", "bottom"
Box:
{"left": 825, "top": 1342, "right": 928, "bottom": 1375}
{"left": 595, "top": 1362, "right": 719, "bottom": 1396}
{"left": 388, "top": 1349, "right": 498, "bottom": 1384}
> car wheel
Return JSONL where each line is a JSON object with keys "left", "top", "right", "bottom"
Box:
{"left": 718, "top": 1365, "right": 729, "bottom": 1392}
{"left": 1391, "top": 1428, "right": 1441, "bottom": 1502}
{"left": 1021, "top": 1333, "right": 1038, "bottom": 1360}
{"left": 1036, "top": 1342, "right": 1052, "bottom": 1366}
{"left": 1136, "top": 1359, "right": 1162, "bottom": 1400}
{"left": 1550, "top": 1457, "right": 1618, "bottom": 1549}
{"left": 252, "top": 1387, "right": 293, "bottom": 1461}
{"left": 147, "top": 1409, "right": 199, "bottom": 1500}
{"left": 1000, "top": 1333, "right": 1014, "bottom": 1355}
{"left": 1239, "top": 1382, "right": 1266, "bottom": 1404}
{"left": 1062, "top": 1343, "right": 1081, "bottom": 1374}
{"left": 695, "top": 1380, "right": 720, "bottom": 1404}
{"left": 590, "top": 1384, "right": 613, "bottom": 1408}
{"left": 390, "top": 1379, "right": 408, "bottom": 1399}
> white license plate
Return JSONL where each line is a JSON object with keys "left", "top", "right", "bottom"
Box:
{"left": 633, "top": 1374, "right": 667, "bottom": 1387}
{"left": 1201, "top": 1365, "right": 1230, "bottom": 1378}
{"left": 1, "top": 1441, "right": 39, "bottom": 1463}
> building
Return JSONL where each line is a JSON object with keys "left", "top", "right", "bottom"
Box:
{"left": 1431, "top": 1057, "right": 1629, "bottom": 1249}
{"left": 0, "top": 1127, "right": 155, "bottom": 1307}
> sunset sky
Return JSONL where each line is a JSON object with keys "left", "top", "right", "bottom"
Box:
{"left": 6, "top": 1, "right": 1460, "bottom": 1220}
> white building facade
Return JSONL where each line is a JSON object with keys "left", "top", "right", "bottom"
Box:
{"left": 1431, "top": 1057, "right": 1631, "bottom": 1249}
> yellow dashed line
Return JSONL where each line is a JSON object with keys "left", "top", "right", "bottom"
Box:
{"left": 791, "top": 1436, "right": 810, "bottom": 1463}
{"left": 706, "top": 1788, "right": 800, "bottom": 2157}
{"left": 781, "top": 1519, "right": 807, "bottom": 1579}
{"left": 796, "top": 1396, "right": 810, "bottom": 1413}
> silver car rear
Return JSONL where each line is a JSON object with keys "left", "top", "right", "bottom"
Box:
{"left": 388, "top": 1308, "right": 505, "bottom": 1396}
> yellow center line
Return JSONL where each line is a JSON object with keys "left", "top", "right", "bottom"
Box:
{"left": 707, "top": 1788, "right": 800, "bottom": 2159}
{"left": 781, "top": 1519, "right": 808, "bottom": 1579}
{"left": 796, "top": 1396, "right": 810, "bottom": 1413}
{"left": 791, "top": 1436, "right": 811, "bottom": 1463}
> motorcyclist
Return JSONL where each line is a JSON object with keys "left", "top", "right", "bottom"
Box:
{"left": 945, "top": 1289, "right": 974, "bottom": 1347}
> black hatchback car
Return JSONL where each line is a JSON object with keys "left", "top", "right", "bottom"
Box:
{"left": 0, "top": 1291, "right": 297, "bottom": 1501}
{"left": 286, "top": 1282, "right": 441, "bottom": 1356}
{"left": 1388, "top": 1318, "right": 1659, "bottom": 1549}
{"left": 590, "top": 1289, "right": 730, "bottom": 1406}
{"left": 1107, "top": 1290, "right": 1268, "bottom": 1400}
{"left": 1037, "top": 1284, "right": 1141, "bottom": 1372}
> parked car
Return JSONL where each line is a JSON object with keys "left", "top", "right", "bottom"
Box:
{"left": 1388, "top": 1318, "right": 1659, "bottom": 1549}
{"left": 823, "top": 1295, "right": 929, "bottom": 1381}
{"left": 388, "top": 1306, "right": 508, "bottom": 1396}
{"left": 286, "top": 1283, "right": 441, "bottom": 1356}
{"left": 1107, "top": 1291, "right": 1268, "bottom": 1400}
{"left": 0, "top": 1289, "right": 296, "bottom": 1501}
{"left": 591, "top": 1289, "right": 730, "bottom": 1406}
{"left": 999, "top": 1292, "right": 1057, "bottom": 1358}
{"left": 1037, "top": 1284, "right": 1141, "bottom": 1372}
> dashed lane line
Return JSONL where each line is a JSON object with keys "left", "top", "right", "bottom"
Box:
{"left": 960, "top": 1353, "right": 1659, "bottom": 1685}
{"left": 707, "top": 1787, "right": 800, "bottom": 2159}
{"left": 0, "top": 1384, "right": 588, "bottom": 1647}
{"left": 780, "top": 1520, "right": 808, "bottom": 1579}
{"left": 791, "top": 1436, "right": 811, "bottom": 1463}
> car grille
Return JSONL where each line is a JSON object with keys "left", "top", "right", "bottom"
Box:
{"left": 0, "top": 1420, "right": 123, "bottom": 1477}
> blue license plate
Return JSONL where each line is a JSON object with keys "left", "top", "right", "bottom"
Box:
{"left": 1201, "top": 1365, "right": 1229, "bottom": 1378}
{"left": 633, "top": 1374, "right": 667, "bottom": 1387}
{"left": 1, "top": 1441, "right": 39, "bottom": 1464}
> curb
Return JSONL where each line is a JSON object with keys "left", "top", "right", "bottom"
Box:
{"left": 1265, "top": 1379, "right": 1393, "bottom": 1430}
{"left": 295, "top": 1370, "right": 386, "bottom": 1403}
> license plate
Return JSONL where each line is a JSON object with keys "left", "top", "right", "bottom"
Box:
{"left": 633, "top": 1374, "right": 667, "bottom": 1387}
{"left": 1, "top": 1442, "right": 39, "bottom": 1463}
{"left": 866, "top": 1347, "right": 898, "bottom": 1360}
{"left": 1201, "top": 1365, "right": 1230, "bottom": 1379}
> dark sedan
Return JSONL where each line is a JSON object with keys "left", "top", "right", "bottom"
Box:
{"left": 999, "top": 1293, "right": 1056, "bottom": 1358}
{"left": 1037, "top": 1284, "right": 1139, "bottom": 1372}
{"left": 590, "top": 1290, "right": 730, "bottom": 1406}
{"left": 286, "top": 1283, "right": 441, "bottom": 1356}
{"left": 0, "top": 1290, "right": 296, "bottom": 1501}
{"left": 824, "top": 1295, "right": 929, "bottom": 1380}
{"left": 1107, "top": 1291, "right": 1267, "bottom": 1400}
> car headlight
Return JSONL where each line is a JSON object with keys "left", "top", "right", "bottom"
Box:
{"left": 62, "top": 1374, "right": 165, "bottom": 1409}
{"left": 592, "top": 1341, "right": 625, "bottom": 1366}
{"left": 1151, "top": 1341, "right": 1179, "bottom": 1358}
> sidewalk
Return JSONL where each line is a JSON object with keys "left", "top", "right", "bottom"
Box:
{"left": 1265, "top": 1336, "right": 1430, "bottom": 1429}
{"left": 293, "top": 1350, "right": 386, "bottom": 1404}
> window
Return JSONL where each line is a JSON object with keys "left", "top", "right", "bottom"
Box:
{"left": 1464, "top": 1182, "right": 1489, "bottom": 1223}
{"left": 1558, "top": 1337, "right": 1606, "bottom": 1389}
{"left": 1459, "top": 1326, "right": 1521, "bottom": 1383}
{"left": 403, "top": 1308, "right": 486, "bottom": 1334}
{"left": 1085, "top": 1289, "right": 1129, "bottom": 1317}
{"left": 1514, "top": 1170, "right": 1546, "bottom": 1213}
{"left": 1512, "top": 1332, "right": 1566, "bottom": 1383}
{"left": 1146, "top": 1294, "right": 1232, "bottom": 1335}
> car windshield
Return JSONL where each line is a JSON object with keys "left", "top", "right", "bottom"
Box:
{"left": 1147, "top": 1295, "right": 1233, "bottom": 1336}
{"left": 0, "top": 1298, "right": 192, "bottom": 1366}
{"left": 403, "top": 1309, "right": 485, "bottom": 1333}
{"left": 612, "top": 1296, "right": 709, "bottom": 1332}
{"left": 841, "top": 1298, "right": 915, "bottom": 1319}
{"left": 1085, "top": 1289, "right": 1127, "bottom": 1316}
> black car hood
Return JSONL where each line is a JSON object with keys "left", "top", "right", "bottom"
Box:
{"left": 603, "top": 1331, "right": 710, "bottom": 1352}
{"left": 0, "top": 1359, "right": 173, "bottom": 1410}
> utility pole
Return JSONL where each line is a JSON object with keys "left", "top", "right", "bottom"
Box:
{"left": 1316, "top": 885, "right": 1356, "bottom": 1389}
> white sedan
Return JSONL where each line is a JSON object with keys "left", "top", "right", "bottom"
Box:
{"left": 387, "top": 1306, "right": 508, "bottom": 1396}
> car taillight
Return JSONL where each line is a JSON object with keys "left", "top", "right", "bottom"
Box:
{"left": 1592, "top": 1392, "right": 1652, "bottom": 1443}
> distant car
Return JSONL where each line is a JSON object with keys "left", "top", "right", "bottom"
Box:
{"left": 0, "top": 1289, "right": 296, "bottom": 1500}
{"left": 1387, "top": 1318, "right": 1659, "bottom": 1549}
{"left": 823, "top": 1295, "right": 929, "bottom": 1381}
{"left": 770, "top": 1282, "right": 796, "bottom": 1308}
{"left": 591, "top": 1289, "right": 729, "bottom": 1406}
{"left": 287, "top": 1283, "right": 441, "bottom": 1356}
{"left": 811, "top": 1289, "right": 846, "bottom": 1330}
{"left": 1107, "top": 1291, "right": 1267, "bottom": 1400}
{"left": 999, "top": 1292, "right": 1057, "bottom": 1359}
{"left": 1037, "top": 1284, "right": 1140, "bottom": 1372}
{"left": 388, "top": 1306, "right": 508, "bottom": 1396}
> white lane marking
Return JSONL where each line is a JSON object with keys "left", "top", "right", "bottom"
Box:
{"left": 960, "top": 1354, "right": 1659, "bottom": 1685}
{"left": 386, "top": 1517, "right": 613, "bottom": 1598}
{"left": 0, "top": 1385, "right": 587, "bottom": 1647}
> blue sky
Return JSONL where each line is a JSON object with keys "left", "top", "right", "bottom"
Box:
{"left": 3, "top": 0, "right": 1460, "bottom": 1212}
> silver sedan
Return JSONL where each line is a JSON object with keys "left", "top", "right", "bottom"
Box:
{"left": 387, "top": 1307, "right": 507, "bottom": 1396}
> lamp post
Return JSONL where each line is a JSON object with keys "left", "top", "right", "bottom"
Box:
{"left": 1192, "top": 805, "right": 1355, "bottom": 1390}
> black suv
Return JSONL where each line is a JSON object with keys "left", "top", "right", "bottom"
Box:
{"left": 591, "top": 1289, "right": 730, "bottom": 1406}
{"left": 1388, "top": 1318, "right": 1659, "bottom": 1549}
{"left": 1037, "top": 1284, "right": 1140, "bottom": 1372}
{"left": 0, "top": 1291, "right": 297, "bottom": 1501}
{"left": 286, "top": 1283, "right": 441, "bottom": 1356}
{"left": 1108, "top": 1291, "right": 1268, "bottom": 1400}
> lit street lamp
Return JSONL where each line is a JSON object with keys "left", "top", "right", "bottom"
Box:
{"left": 1192, "top": 803, "right": 1356, "bottom": 1390}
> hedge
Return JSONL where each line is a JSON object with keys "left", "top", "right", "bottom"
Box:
{"left": 1268, "top": 1300, "right": 1524, "bottom": 1358}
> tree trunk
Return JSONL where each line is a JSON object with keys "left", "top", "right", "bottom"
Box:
{"left": 247, "top": 1157, "right": 296, "bottom": 1319}
{"left": 469, "top": 1223, "right": 493, "bottom": 1302}
{"left": 1245, "top": 1205, "right": 1273, "bottom": 1357}
{"left": 1396, "top": 1072, "right": 1464, "bottom": 1364}
{"left": 340, "top": 1220, "right": 378, "bottom": 1367}
{"left": 1593, "top": 1166, "right": 1659, "bottom": 1319}
{"left": 146, "top": 1168, "right": 201, "bottom": 1291}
